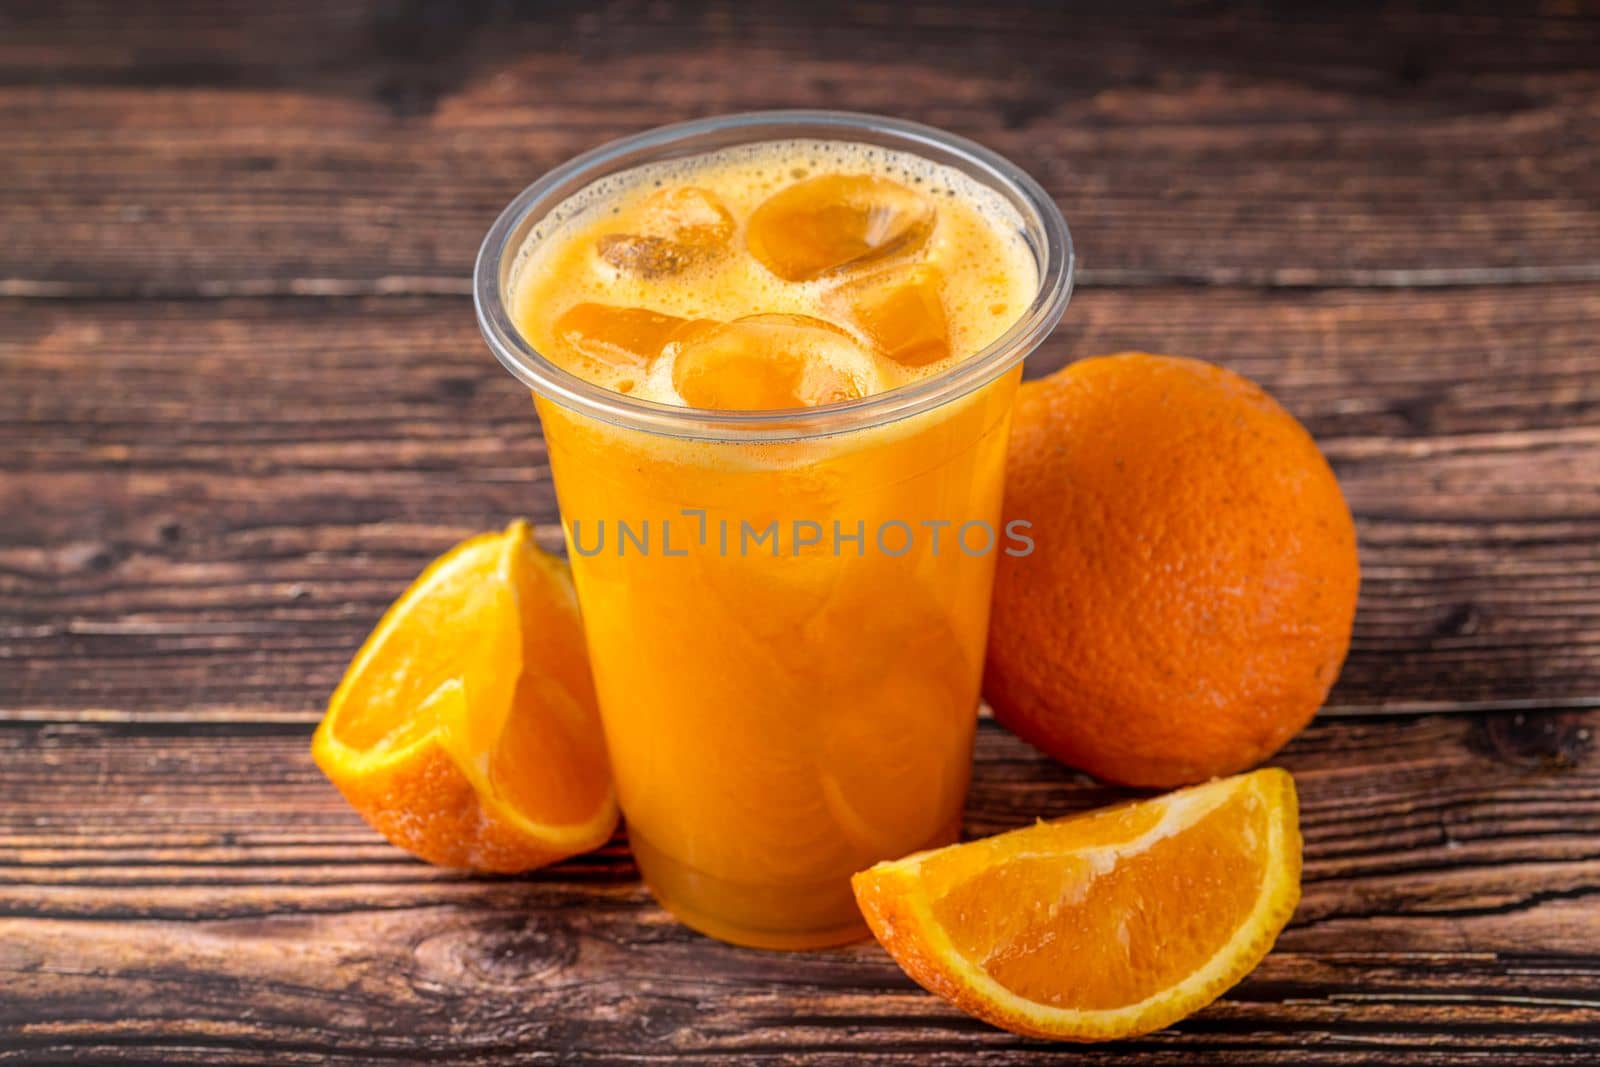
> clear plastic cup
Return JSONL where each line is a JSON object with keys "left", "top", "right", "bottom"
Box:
{"left": 477, "top": 111, "right": 1072, "bottom": 949}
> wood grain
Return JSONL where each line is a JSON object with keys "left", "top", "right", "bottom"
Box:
{"left": 4, "top": 3, "right": 1600, "bottom": 1062}
{"left": 1, "top": 711, "right": 1596, "bottom": 1065}
{"left": 4, "top": 288, "right": 1597, "bottom": 717}
{"left": 2, "top": 3, "right": 1599, "bottom": 295}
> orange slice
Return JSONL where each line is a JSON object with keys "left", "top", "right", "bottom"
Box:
{"left": 312, "top": 521, "right": 617, "bottom": 872}
{"left": 851, "top": 768, "right": 1300, "bottom": 1041}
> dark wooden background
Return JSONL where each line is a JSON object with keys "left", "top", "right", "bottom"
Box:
{"left": 3, "top": 2, "right": 1598, "bottom": 1063}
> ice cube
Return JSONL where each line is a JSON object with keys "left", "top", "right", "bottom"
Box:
{"left": 829, "top": 264, "right": 950, "bottom": 367}
{"left": 595, "top": 235, "right": 695, "bottom": 277}
{"left": 745, "top": 174, "right": 935, "bottom": 282}
{"left": 669, "top": 314, "right": 876, "bottom": 411}
{"left": 597, "top": 186, "right": 734, "bottom": 277}
{"left": 553, "top": 303, "right": 691, "bottom": 369}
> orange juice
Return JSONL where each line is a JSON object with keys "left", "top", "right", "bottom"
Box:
{"left": 477, "top": 114, "right": 1072, "bottom": 948}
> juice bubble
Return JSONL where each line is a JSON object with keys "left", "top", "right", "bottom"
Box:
{"left": 553, "top": 303, "right": 691, "bottom": 369}
{"left": 597, "top": 186, "right": 734, "bottom": 277}
{"left": 669, "top": 313, "right": 879, "bottom": 410}
{"left": 745, "top": 174, "right": 935, "bottom": 282}
{"left": 828, "top": 263, "right": 951, "bottom": 367}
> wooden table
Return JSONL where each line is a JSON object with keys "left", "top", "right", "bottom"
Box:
{"left": 3, "top": 3, "right": 1598, "bottom": 1063}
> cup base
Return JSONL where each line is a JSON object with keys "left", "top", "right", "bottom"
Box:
{"left": 629, "top": 817, "right": 960, "bottom": 951}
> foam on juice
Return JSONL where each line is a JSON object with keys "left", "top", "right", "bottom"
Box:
{"left": 510, "top": 139, "right": 1039, "bottom": 408}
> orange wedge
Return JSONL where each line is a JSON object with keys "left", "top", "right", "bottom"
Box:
{"left": 852, "top": 768, "right": 1300, "bottom": 1042}
{"left": 312, "top": 521, "right": 617, "bottom": 872}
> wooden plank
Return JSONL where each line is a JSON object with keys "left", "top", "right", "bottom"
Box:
{"left": 2, "top": 4, "right": 1599, "bottom": 294}
{"left": 3, "top": 288, "right": 1597, "bottom": 718}
{"left": 3, "top": 5, "right": 1596, "bottom": 1063}
{"left": 0, "top": 711, "right": 1595, "bottom": 1064}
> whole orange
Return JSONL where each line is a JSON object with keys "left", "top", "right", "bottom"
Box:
{"left": 985, "top": 353, "right": 1359, "bottom": 788}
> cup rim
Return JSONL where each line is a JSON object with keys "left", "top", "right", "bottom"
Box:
{"left": 474, "top": 110, "right": 1073, "bottom": 442}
